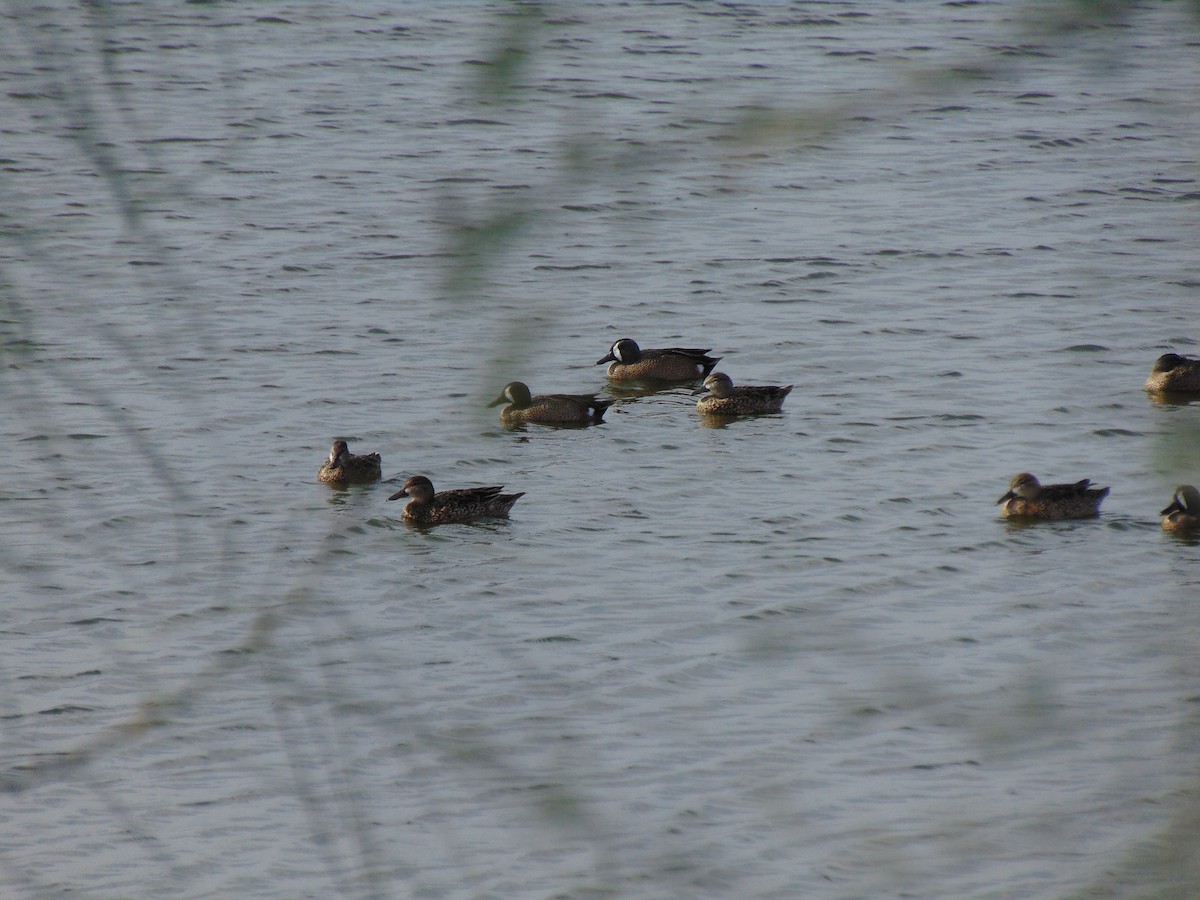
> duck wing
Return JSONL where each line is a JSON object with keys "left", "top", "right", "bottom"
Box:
{"left": 434, "top": 485, "right": 506, "bottom": 504}
{"left": 541, "top": 392, "right": 600, "bottom": 404}
{"left": 1038, "top": 479, "right": 1094, "bottom": 499}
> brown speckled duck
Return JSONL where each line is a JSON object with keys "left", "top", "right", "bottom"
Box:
{"left": 1160, "top": 484, "right": 1200, "bottom": 533}
{"left": 1145, "top": 353, "right": 1200, "bottom": 393}
{"left": 488, "top": 381, "right": 611, "bottom": 426}
{"left": 996, "top": 472, "right": 1109, "bottom": 520}
{"left": 317, "top": 439, "right": 381, "bottom": 485}
{"left": 596, "top": 338, "right": 720, "bottom": 383}
{"left": 695, "top": 372, "right": 792, "bottom": 416}
{"left": 387, "top": 475, "right": 523, "bottom": 525}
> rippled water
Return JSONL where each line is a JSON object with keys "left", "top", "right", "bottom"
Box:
{"left": 4, "top": 2, "right": 1200, "bottom": 897}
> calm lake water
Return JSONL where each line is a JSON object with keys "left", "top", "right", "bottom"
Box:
{"left": 3, "top": 2, "right": 1200, "bottom": 897}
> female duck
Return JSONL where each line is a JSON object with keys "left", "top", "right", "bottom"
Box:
{"left": 996, "top": 472, "right": 1109, "bottom": 520}
{"left": 1160, "top": 485, "right": 1200, "bottom": 532}
{"left": 1145, "top": 353, "right": 1200, "bottom": 393}
{"left": 596, "top": 338, "right": 720, "bottom": 382}
{"left": 695, "top": 372, "right": 792, "bottom": 416}
{"left": 488, "top": 381, "right": 612, "bottom": 426}
{"left": 318, "top": 439, "right": 381, "bottom": 484}
{"left": 387, "top": 475, "right": 523, "bottom": 525}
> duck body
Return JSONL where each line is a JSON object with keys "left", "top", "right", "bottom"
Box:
{"left": 596, "top": 338, "right": 720, "bottom": 383}
{"left": 695, "top": 372, "right": 792, "bottom": 416}
{"left": 318, "top": 439, "right": 381, "bottom": 484}
{"left": 1160, "top": 485, "right": 1200, "bottom": 532}
{"left": 1145, "top": 353, "right": 1200, "bottom": 393}
{"left": 996, "top": 472, "right": 1109, "bottom": 520}
{"left": 387, "top": 475, "right": 523, "bottom": 525}
{"left": 489, "top": 381, "right": 611, "bottom": 426}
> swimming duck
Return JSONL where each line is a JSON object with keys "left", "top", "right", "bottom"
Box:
{"left": 488, "top": 381, "right": 612, "bottom": 426}
{"left": 995, "top": 472, "right": 1109, "bottom": 520}
{"left": 1160, "top": 484, "right": 1200, "bottom": 532}
{"left": 596, "top": 338, "right": 720, "bottom": 382}
{"left": 317, "top": 439, "right": 381, "bottom": 484}
{"left": 1145, "top": 353, "right": 1200, "bottom": 393}
{"left": 387, "top": 475, "right": 523, "bottom": 525}
{"left": 695, "top": 372, "right": 793, "bottom": 416}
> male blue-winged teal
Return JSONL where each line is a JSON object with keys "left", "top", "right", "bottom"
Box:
{"left": 1145, "top": 353, "right": 1200, "bottom": 393}
{"left": 387, "top": 475, "right": 523, "bottom": 525}
{"left": 596, "top": 338, "right": 720, "bottom": 382}
{"left": 996, "top": 472, "right": 1109, "bottom": 520}
{"left": 695, "top": 372, "right": 793, "bottom": 416}
{"left": 1160, "top": 484, "right": 1200, "bottom": 532}
{"left": 317, "top": 439, "right": 381, "bottom": 484}
{"left": 488, "top": 381, "right": 612, "bottom": 426}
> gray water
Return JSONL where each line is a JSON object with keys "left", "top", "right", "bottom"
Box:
{"left": 3, "top": 2, "right": 1200, "bottom": 897}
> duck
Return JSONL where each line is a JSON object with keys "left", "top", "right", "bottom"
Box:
{"left": 488, "top": 381, "right": 612, "bottom": 426}
{"left": 317, "top": 439, "right": 381, "bottom": 484}
{"left": 1145, "top": 353, "right": 1200, "bottom": 393}
{"left": 695, "top": 372, "right": 792, "bottom": 416}
{"left": 596, "top": 338, "right": 720, "bottom": 382}
{"left": 1160, "top": 484, "right": 1200, "bottom": 532}
{"left": 995, "top": 472, "right": 1109, "bottom": 520}
{"left": 387, "top": 475, "right": 523, "bottom": 525}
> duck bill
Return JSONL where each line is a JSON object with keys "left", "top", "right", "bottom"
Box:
{"left": 1160, "top": 500, "right": 1183, "bottom": 516}
{"left": 595, "top": 353, "right": 616, "bottom": 365}
{"left": 387, "top": 489, "right": 409, "bottom": 501}
{"left": 996, "top": 490, "right": 1016, "bottom": 505}
{"left": 487, "top": 393, "right": 507, "bottom": 407}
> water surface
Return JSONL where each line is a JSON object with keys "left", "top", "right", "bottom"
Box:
{"left": 3, "top": 2, "right": 1200, "bottom": 897}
